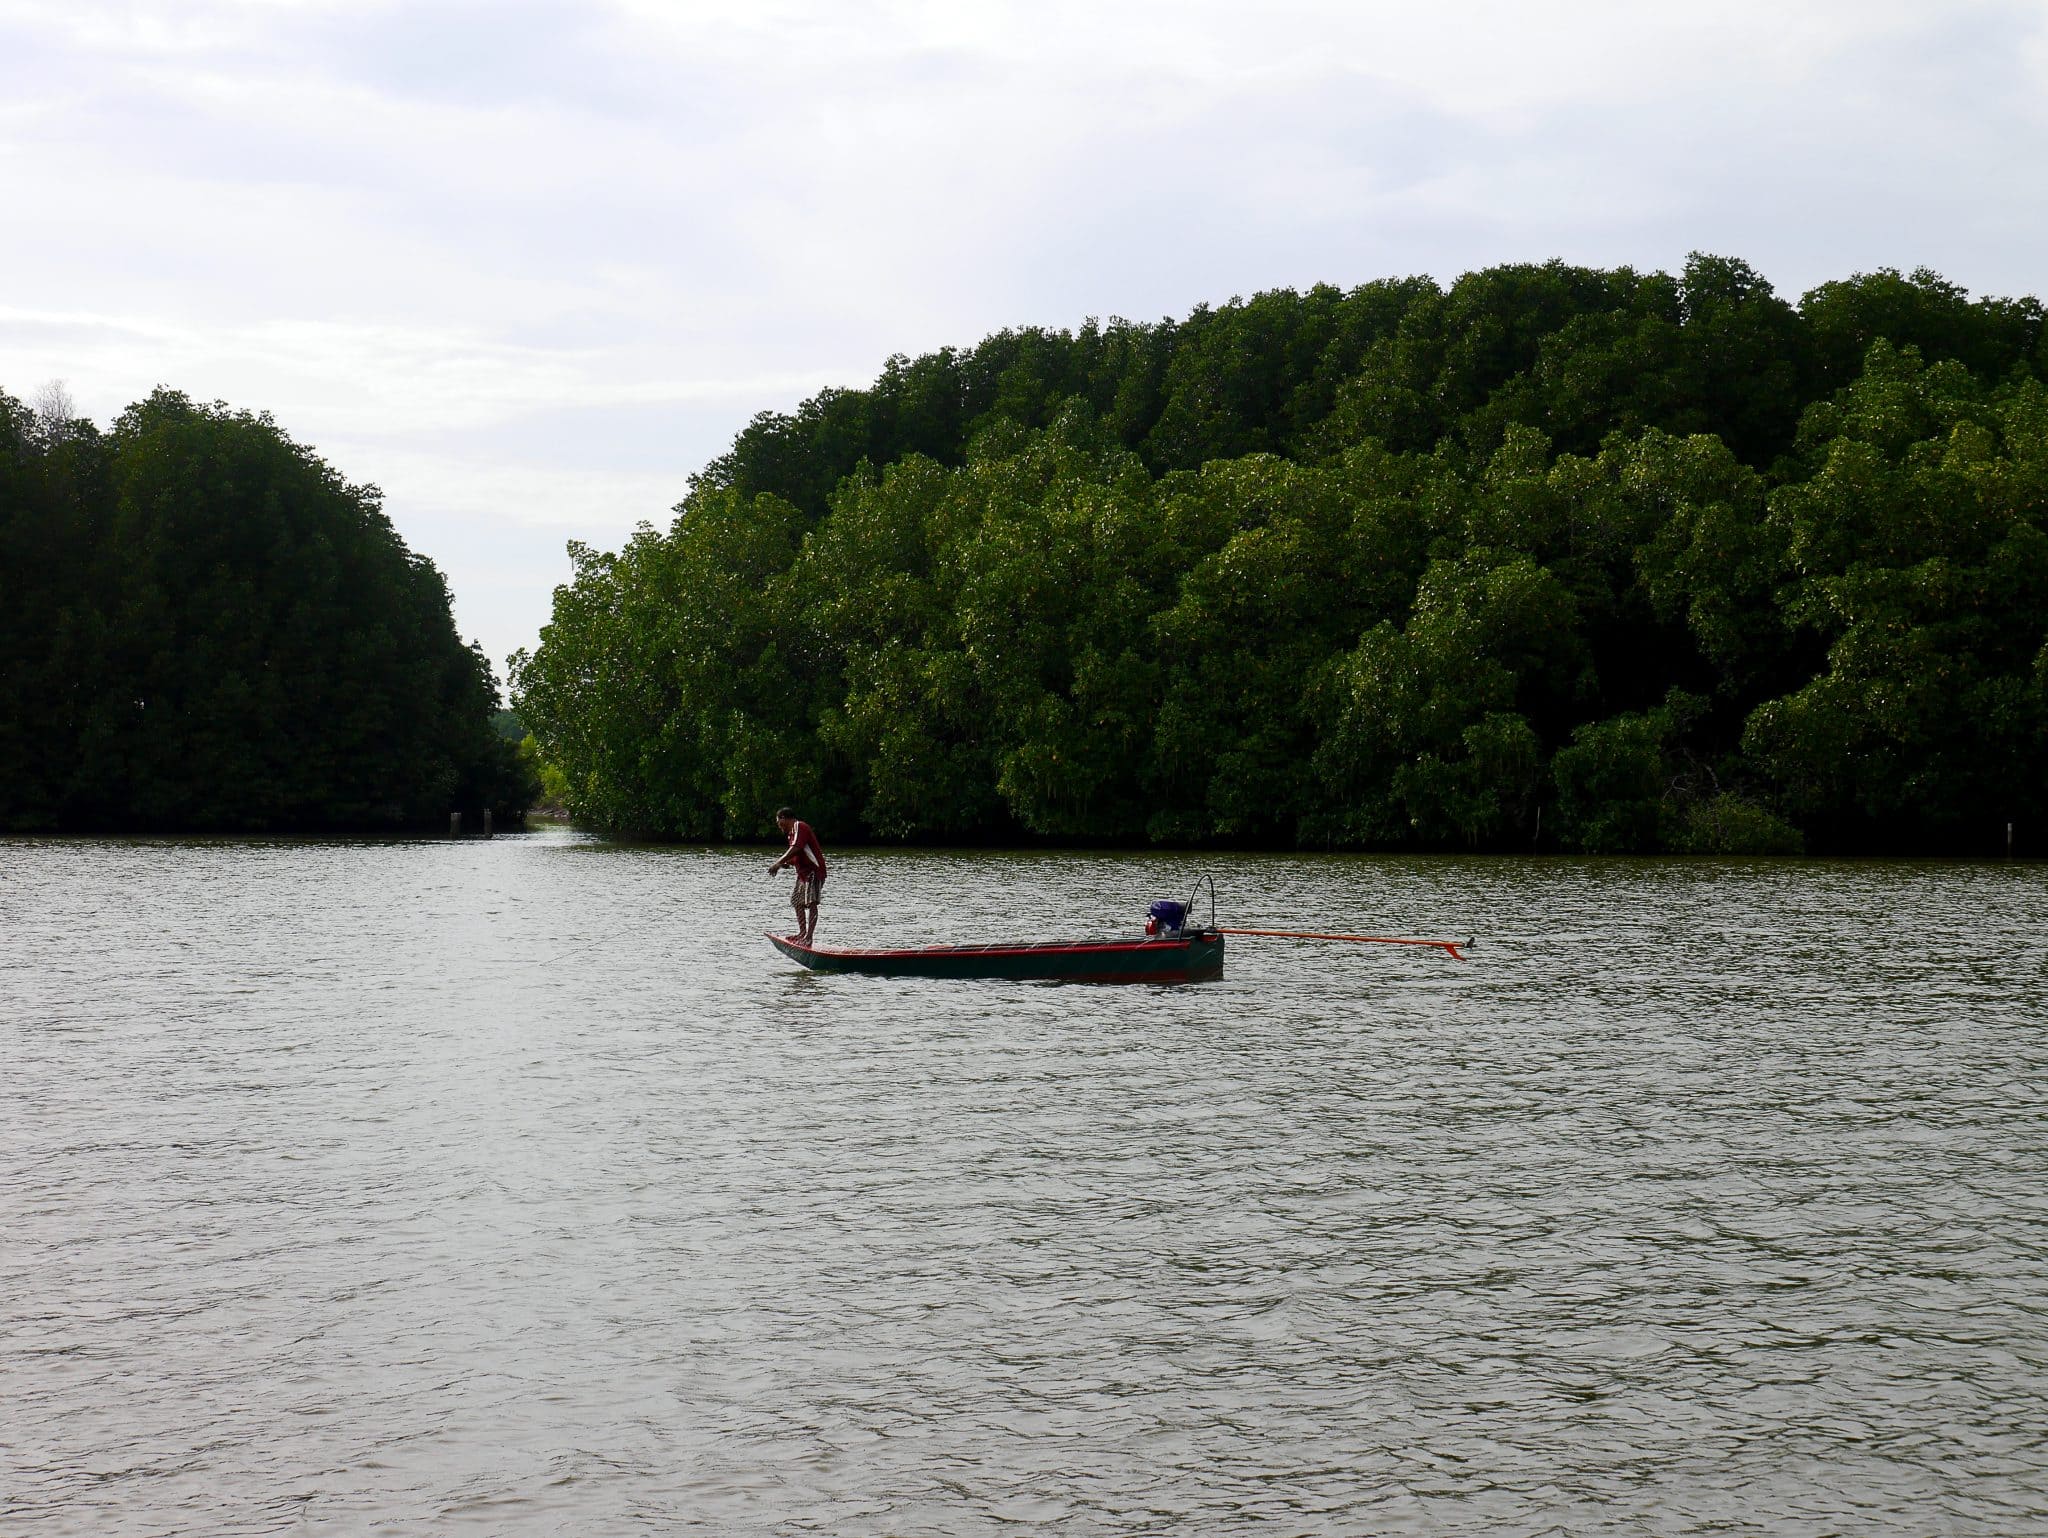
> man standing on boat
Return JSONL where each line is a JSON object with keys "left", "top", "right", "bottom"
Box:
{"left": 767, "top": 807, "right": 827, "bottom": 944}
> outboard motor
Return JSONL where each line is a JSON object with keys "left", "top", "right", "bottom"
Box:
{"left": 1146, "top": 899, "right": 1188, "bottom": 937}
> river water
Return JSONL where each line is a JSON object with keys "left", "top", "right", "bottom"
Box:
{"left": 4, "top": 830, "right": 2045, "bottom": 1535}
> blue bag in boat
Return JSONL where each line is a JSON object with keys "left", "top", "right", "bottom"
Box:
{"left": 1147, "top": 899, "right": 1188, "bottom": 934}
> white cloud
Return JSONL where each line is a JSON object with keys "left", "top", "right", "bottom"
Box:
{"left": 331, "top": 443, "right": 683, "bottom": 535}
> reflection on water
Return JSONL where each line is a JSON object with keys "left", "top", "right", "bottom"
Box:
{"left": 4, "top": 832, "right": 2046, "bottom": 1535}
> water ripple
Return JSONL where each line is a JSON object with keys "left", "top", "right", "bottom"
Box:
{"left": 3, "top": 836, "right": 2045, "bottom": 1533}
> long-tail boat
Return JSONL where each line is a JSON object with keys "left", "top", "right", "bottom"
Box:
{"left": 765, "top": 927, "right": 1225, "bottom": 983}
{"left": 763, "top": 873, "right": 1468, "bottom": 984}
{"left": 767, "top": 873, "right": 1226, "bottom": 984}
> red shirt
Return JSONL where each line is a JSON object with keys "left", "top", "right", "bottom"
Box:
{"left": 785, "top": 820, "right": 827, "bottom": 881}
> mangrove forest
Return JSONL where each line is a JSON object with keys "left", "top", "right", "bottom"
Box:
{"left": 0, "top": 387, "right": 531, "bottom": 833}
{"left": 515, "top": 256, "right": 2048, "bottom": 855}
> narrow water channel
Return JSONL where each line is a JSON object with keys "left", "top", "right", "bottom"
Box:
{"left": 5, "top": 833, "right": 2044, "bottom": 1534}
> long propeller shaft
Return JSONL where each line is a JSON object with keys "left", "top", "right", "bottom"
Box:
{"left": 1217, "top": 927, "right": 1469, "bottom": 961}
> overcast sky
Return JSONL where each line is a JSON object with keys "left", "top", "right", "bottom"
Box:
{"left": 5, "top": 0, "right": 2047, "bottom": 677}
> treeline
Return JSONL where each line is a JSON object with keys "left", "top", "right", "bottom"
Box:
{"left": 514, "top": 256, "right": 2048, "bottom": 853}
{"left": 0, "top": 388, "right": 532, "bottom": 833}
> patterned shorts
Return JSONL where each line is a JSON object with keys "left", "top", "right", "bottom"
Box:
{"left": 793, "top": 875, "right": 824, "bottom": 906}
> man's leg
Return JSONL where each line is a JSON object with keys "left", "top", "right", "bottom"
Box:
{"left": 787, "top": 885, "right": 805, "bottom": 941}
{"left": 802, "top": 895, "right": 819, "bottom": 943}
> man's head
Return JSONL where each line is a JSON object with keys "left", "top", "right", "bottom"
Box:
{"left": 775, "top": 806, "right": 796, "bottom": 832}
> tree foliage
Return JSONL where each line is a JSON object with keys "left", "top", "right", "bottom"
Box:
{"left": 518, "top": 257, "right": 2048, "bottom": 854}
{"left": 0, "top": 388, "right": 530, "bottom": 832}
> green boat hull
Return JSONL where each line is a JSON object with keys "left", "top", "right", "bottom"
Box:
{"left": 766, "top": 930, "right": 1224, "bottom": 983}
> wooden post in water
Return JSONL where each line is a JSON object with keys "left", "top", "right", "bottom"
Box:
{"left": 450, "top": 812, "right": 462, "bottom": 837}
{"left": 483, "top": 809, "right": 493, "bottom": 838}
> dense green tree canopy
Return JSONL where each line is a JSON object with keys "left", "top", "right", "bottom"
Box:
{"left": 517, "top": 257, "right": 2048, "bottom": 853}
{"left": 0, "top": 388, "right": 530, "bottom": 832}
